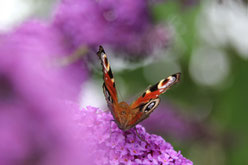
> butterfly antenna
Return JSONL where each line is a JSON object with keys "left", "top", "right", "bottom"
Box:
{"left": 116, "top": 84, "right": 124, "bottom": 101}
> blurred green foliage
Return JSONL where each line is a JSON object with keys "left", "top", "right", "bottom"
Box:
{"left": 152, "top": 2, "right": 248, "bottom": 165}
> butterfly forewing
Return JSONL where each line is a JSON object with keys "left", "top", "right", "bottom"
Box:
{"left": 97, "top": 46, "right": 118, "bottom": 104}
{"left": 97, "top": 46, "right": 123, "bottom": 125}
{"left": 131, "top": 73, "right": 181, "bottom": 109}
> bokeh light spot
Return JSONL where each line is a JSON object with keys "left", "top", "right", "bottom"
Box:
{"left": 189, "top": 47, "right": 230, "bottom": 87}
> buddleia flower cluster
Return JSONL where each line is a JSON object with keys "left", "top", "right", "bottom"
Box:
{"left": 53, "top": 0, "right": 169, "bottom": 56}
{"left": 76, "top": 106, "right": 193, "bottom": 165}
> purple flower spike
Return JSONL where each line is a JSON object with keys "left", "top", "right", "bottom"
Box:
{"left": 78, "top": 106, "right": 193, "bottom": 165}
{"left": 53, "top": 0, "right": 169, "bottom": 56}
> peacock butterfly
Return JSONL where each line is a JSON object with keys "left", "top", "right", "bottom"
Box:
{"left": 97, "top": 46, "right": 181, "bottom": 131}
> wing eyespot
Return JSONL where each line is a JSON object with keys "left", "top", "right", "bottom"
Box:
{"left": 144, "top": 101, "right": 156, "bottom": 112}
{"left": 141, "top": 98, "right": 160, "bottom": 113}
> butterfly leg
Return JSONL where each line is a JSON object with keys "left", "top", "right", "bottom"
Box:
{"left": 109, "top": 119, "right": 120, "bottom": 141}
{"left": 108, "top": 119, "right": 114, "bottom": 134}
{"left": 109, "top": 119, "right": 115, "bottom": 130}
{"left": 134, "top": 126, "right": 148, "bottom": 143}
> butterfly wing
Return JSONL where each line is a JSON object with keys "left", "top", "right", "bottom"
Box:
{"left": 126, "top": 73, "right": 181, "bottom": 128}
{"left": 97, "top": 46, "right": 122, "bottom": 121}
{"left": 97, "top": 46, "right": 118, "bottom": 105}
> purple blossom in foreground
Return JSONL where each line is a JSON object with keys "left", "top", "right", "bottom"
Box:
{"left": 0, "top": 20, "right": 88, "bottom": 100}
{"left": 53, "top": 0, "right": 169, "bottom": 56}
{"left": 0, "top": 26, "right": 88, "bottom": 164}
{"left": 77, "top": 106, "right": 193, "bottom": 165}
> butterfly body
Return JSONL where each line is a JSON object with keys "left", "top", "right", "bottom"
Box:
{"left": 113, "top": 102, "right": 136, "bottom": 131}
{"left": 97, "top": 46, "right": 181, "bottom": 131}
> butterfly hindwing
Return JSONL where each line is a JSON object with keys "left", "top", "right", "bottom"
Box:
{"left": 126, "top": 73, "right": 181, "bottom": 128}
